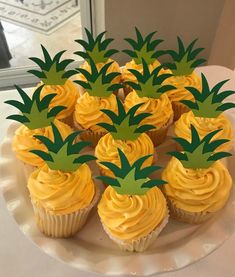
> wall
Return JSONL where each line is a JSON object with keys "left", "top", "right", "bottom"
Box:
{"left": 92, "top": 0, "right": 228, "bottom": 67}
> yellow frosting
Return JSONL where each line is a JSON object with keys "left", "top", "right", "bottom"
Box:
{"left": 174, "top": 111, "right": 233, "bottom": 151}
{"left": 74, "top": 92, "right": 118, "bottom": 132}
{"left": 28, "top": 163, "right": 95, "bottom": 215}
{"left": 77, "top": 58, "right": 122, "bottom": 84}
{"left": 12, "top": 119, "right": 73, "bottom": 167}
{"left": 124, "top": 90, "right": 173, "bottom": 129}
{"left": 95, "top": 132, "right": 154, "bottom": 177}
{"left": 39, "top": 79, "right": 80, "bottom": 120}
{"left": 162, "top": 157, "right": 232, "bottom": 213}
{"left": 121, "top": 59, "right": 165, "bottom": 83}
{"left": 98, "top": 186, "right": 167, "bottom": 241}
{"left": 164, "top": 71, "right": 201, "bottom": 102}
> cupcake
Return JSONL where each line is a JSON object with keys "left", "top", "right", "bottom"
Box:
{"left": 29, "top": 45, "right": 80, "bottom": 127}
{"left": 162, "top": 125, "right": 232, "bottom": 224}
{"left": 163, "top": 37, "right": 205, "bottom": 121}
{"left": 28, "top": 123, "right": 99, "bottom": 238}
{"left": 122, "top": 27, "right": 165, "bottom": 96}
{"left": 73, "top": 58, "right": 122, "bottom": 147}
{"left": 5, "top": 85, "right": 73, "bottom": 177}
{"left": 95, "top": 97, "right": 155, "bottom": 178}
{"left": 74, "top": 29, "right": 121, "bottom": 95}
{"left": 97, "top": 148, "right": 169, "bottom": 252}
{"left": 174, "top": 73, "right": 235, "bottom": 151}
{"left": 124, "top": 60, "right": 174, "bottom": 146}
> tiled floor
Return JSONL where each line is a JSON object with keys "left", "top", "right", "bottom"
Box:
{"left": 2, "top": 12, "right": 82, "bottom": 69}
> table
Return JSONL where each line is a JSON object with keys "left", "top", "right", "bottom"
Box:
{"left": 0, "top": 65, "right": 235, "bottom": 277}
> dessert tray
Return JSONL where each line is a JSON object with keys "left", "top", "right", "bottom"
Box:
{"left": 1, "top": 118, "right": 235, "bottom": 276}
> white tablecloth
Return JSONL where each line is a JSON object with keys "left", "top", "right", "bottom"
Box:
{"left": 0, "top": 65, "right": 235, "bottom": 277}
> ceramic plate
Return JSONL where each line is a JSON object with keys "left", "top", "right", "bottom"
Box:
{"left": 1, "top": 120, "right": 235, "bottom": 276}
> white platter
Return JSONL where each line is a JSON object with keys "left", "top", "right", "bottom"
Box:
{"left": 0, "top": 120, "right": 235, "bottom": 277}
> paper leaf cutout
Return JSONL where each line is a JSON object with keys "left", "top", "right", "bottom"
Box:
{"left": 123, "top": 27, "right": 164, "bottom": 65}
{"left": 74, "top": 58, "right": 122, "bottom": 97}
{"left": 96, "top": 148, "right": 165, "bottom": 195}
{"left": 165, "top": 37, "right": 206, "bottom": 76}
{"left": 30, "top": 123, "right": 96, "bottom": 172}
{"left": 28, "top": 45, "right": 76, "bottom": 85}
{"left": 181, "top": 73, "right": 235, "bottom": 118}
{"left": 97, "top": 96, "right": 155, "bottom": 140}
{"left": 168, "top": 125, "right": 232, "bottom": 169}
{"left": 75, "top": 28, "right": 118, "bottom": 64}
{"left": 5, "top": 85, "right": 65, "bottom": 130}
{"left": 125, "top": 59, "right": 175, "bottom": 98}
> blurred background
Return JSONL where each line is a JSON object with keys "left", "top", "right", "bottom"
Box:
{"left": 0, "top": 0, "right": 234, "bottom": 88}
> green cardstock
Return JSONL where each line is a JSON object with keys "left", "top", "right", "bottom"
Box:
{"left": 181, "top": 73, "right": 235, "bottom": 118}
{"left": 125, "top": 59, "right": 175, "bottom": 99}
{"left": 168, "top": 125, "right": 232, "bottom": 169}
{"left": 75, "top": 28, "right": 118, "bottom": 64}
{"left": 97, "top": 96, "right": 155, "bottom": 140}
{"left": 123, "top": 27, "right": 165, "bottom": 65}
{"left": 5, "top": 85, "right": 65, "bottom": 130}
{"left": 28, "top": 45, "right": 77, "bottom": 85}
{"left": 165, "top": 37, "right": 206, "bottom": 76}
{"left": 30, "top": 122, "right": 96, "bottom": 172}
{"left": 74, "top": 58, "right": 123, "bottom": 98}
{"left": 96, "top": 148, "right": 166, "bottom": 195}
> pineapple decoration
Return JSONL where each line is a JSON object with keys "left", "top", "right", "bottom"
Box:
{"left": 95, "top": 96, "right": 155, "bottom": 178}
{"left": 29, "top": 45, "right": 80, "bottom": 126}
{"left": 122, "top": 27, "right": 167, "bottom": 95}
{"left": 74, "top": 28, "right": 122, "bottom": 93}
{"left": 97, "top": 148, "right": 169, "bottom": 252}
{"left": 124, "top": 59, "right": 175, "bottom": 146}
{"left": 5, "top": 85, "right": 73, "bottom": 168}
{"left": 27, "top": 124, "right": 98, "bottom": 238}
{"left": 164, "top": 37, "right": 206, "bottom": 121}
{"left": 163, "top": 125, "right": 232, "bottom": 224}
{"left": 73, "top": 58, "right": 123, "bottom": 147}
{"left": 30, "top": 123, "right": 96, "bottom": 172}
{"left": 175, "top": 73, "right": 235, "bottom": 151}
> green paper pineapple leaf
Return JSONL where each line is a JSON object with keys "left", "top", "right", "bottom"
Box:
{"left": 165, "top": 37, "right": 206, "bottom": 76}
{"left": 168, "top": 125, "right": 232, "bottom": 169}
{"left": 5, "top": 85, "right": 65, "bottom": 130}
{"left": 75, "top": 28, "right": 118, "bottom": 64}
{"left": 125, "top": 59, "right": 176, "bottom": 99}
{"left": 97, "top": 97, "right": 155, "bottom": 140}
{"left": 96, "top": 148, "right": 166, "bottom": 195}
{"left": 123, "top": 27, "right": 164, "bottom": 65}
{"left": 74, "top": 58, "right": 123, "bottom": 97}
{"left": 181, "top": 73, "right": 235, "bottom": 118}
{"left": 28, "top": 45, "right": 77, "bottom": 85}
{"left": 30, "top": 123, "right": 96, "bottom": 172}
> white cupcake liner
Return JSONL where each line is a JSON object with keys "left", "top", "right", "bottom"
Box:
{"left": 23, "top": 163, "right": 37, "bottom": 180}
{"left": 167, "top": 199, "right": 214, "bottom": 224}
{"left": 31, "top": 185, "right": 100, "bottom": 238}
{"left": 101, "top": 210, "right": 169, "bottom": 252}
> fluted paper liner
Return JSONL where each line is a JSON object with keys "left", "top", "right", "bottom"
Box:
{"left": 31, "top": 185, "right": 100, "bottom": 238}
{"left": 101, "top": 210, "right": 169, "bottom": 252}
{"left": 172, "top": 101, "right": 190, "bottom": 121}
{"left": 167, "top": 199, "right": 214, "bottom": 224}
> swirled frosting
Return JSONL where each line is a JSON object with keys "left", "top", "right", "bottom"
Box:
{"left": 98, "top": 186, "right": 167, "bottom": 241}
{"left": 28, "top": 163, "right": 95, "bottom": 215}
{"left": 162, "top": 157, "right": 232, "bottom": 213}
{"left": 95, "top": 133, "right": 154, "bottom": 177}
{"left": 76, "top": 58, "right": 121, "bottom": 84}
{"left": 124, "top": 90, "right": 173, "bottom": 129}
{"left": 74, "top": 92, "right": 118, "bottom": 132}
{"left": 174, "top": 111, "right": 233, "bottom": 151}
{"left": 164, "top": 71, "right": 201, "bottom": 102}
{"left": 121, "top": 59, "right": 164, "bottom": 83}
{"left": 12, "top": 119, "right": 73, "bottom": 167}
{"left": 39, "top": 79, "right": 80, "bottom": 120}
